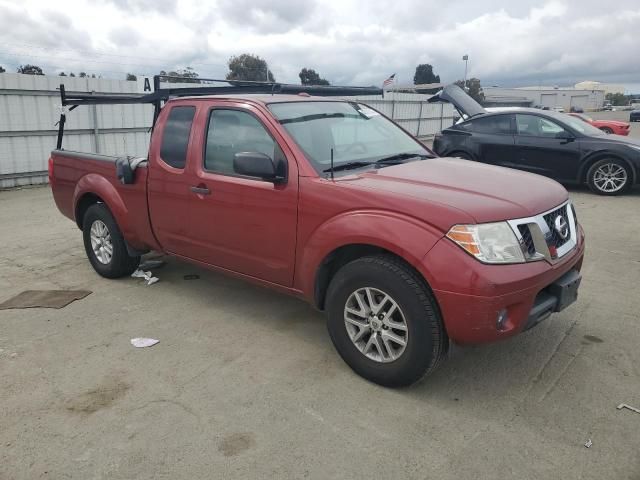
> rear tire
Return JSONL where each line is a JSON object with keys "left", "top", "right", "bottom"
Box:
{"left": 82, "top": 203, "right": 140, "bottom": 278}
{"left": 586, "top": 158, "right": 631, "bottom": 196}
{"left": 325, "top": 255, "right": 447, "bottom": 387}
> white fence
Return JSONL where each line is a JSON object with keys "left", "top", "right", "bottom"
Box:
{"left": 0, "top": 74, "right": 455, "bottom": 189}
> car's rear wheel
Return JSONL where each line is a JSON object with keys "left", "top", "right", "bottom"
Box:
{"left": 325, "top": 255, "right": 447, "bottom": 387}
{"left": 599, "top": 127, "right": 614, "bottom": 134}
{"left": 586, "top": 158, "right": 631, "bottom": 196}
{"left": 82, "top": 203, "right": 140, "bottom": 278}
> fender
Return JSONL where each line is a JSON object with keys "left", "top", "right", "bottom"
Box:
{"left": 295, "top": 209, "right": 445, "bottom": 300}
{"left": 73, "top": 173, "right": 133, "bottom": 239}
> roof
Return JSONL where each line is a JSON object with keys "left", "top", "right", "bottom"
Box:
{"left": 167, "top": 93, "right": 358, "bottom": 105}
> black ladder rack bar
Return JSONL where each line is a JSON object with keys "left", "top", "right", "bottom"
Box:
{"left": 56, "top": 75, "right": 383, "bottom": 149}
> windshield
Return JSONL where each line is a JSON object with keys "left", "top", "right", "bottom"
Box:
{"left": 268, "top": 101, "right": 431, "bottom": 173}
{"left": 555, "top": 112, "right": 604, "bottom": 135}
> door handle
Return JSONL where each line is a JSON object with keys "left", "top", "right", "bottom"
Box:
{"left": 190, "top": 185, "right": 211, "bottom": 195}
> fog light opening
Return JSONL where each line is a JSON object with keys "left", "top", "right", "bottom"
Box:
{"left": 496, "top": 309, "right": 509, "bottom": 331}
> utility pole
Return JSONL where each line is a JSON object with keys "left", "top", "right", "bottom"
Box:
{"left": 462, "top": 54, "right": 469, "bottom": 90}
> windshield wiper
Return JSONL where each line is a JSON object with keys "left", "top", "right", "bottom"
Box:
{"left": 374, "top": 153, "right": 433, "bottom": 165}
{"left": 322, "top": 161, "right": 374, "bottom": 173}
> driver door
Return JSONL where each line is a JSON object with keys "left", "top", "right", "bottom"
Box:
{"left": 513, "top": 114, "right": 581, "bottom": 181}
{"left": 182, "top": 103, "right": 299, "bottom": 287}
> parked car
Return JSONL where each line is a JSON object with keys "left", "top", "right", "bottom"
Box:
{"left": 568, "top": 112, "right": 631, "bottom": 135}
{"left": 630, "top": 110, "right": 640, "bottom": 122}
{"left": 431, "top": 85, "right": 640, "bottom": 195}
{"left": 570, "top": 106, "right": 584, "bottom": 113}
{"left": 552, "top": 106, "right": 565, "bottom": 113}
{"left": 49, "top": 79, "right": 585, "bottom": 387}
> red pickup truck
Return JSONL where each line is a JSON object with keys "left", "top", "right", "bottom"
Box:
{"left": 49, "top": 80, "right": 585, "bottom": 387}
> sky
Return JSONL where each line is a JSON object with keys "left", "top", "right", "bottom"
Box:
{"left": 1, "top": 0, "right": 639, "bottom": 92}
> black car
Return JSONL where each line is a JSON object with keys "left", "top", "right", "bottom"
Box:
{"left": 630, "top": 110, "right": 640, "bottom": 122}
{"left": 430, "top": 85, "right": 640, "bottom": 195}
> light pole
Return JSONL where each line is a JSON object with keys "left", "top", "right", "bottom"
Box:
{"left": 462, "top": 54, "right": 469, "bottom": 90}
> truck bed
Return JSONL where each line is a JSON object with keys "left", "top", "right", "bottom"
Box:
{"left": 50, "top": 150, "right": 158, "bottom": 252}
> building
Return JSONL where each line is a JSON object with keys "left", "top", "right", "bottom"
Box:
{"left": 574, "top": 81, "right": 625, "bottom": 95}
{"left": 483, "top": 86, "right": 605, "bottom": 111}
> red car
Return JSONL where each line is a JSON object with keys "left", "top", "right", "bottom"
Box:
{"left": 568, "top": 112, "right": 630, "bottom": 135}
{"left": 49, "top": 77, "right": 585, "bottom": 387}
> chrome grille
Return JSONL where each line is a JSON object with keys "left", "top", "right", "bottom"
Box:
{"left": 542, "top": 205, "right": 570, "bottom": 249}
{"left": 507, "top": 200, "right": 578, "bottom": 264}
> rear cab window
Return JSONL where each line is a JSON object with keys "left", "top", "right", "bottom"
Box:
{"left": 461, "top": 115, "right": 514, "bottom": 134}
{"left": 159, "top": 106, "right": 196, "bottom": 169}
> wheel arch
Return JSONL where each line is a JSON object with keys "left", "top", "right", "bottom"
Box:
{"left": 75, "top": 192, "right": 105, "bottom": 229}
{"left": 312, "top": 243, "right": 440, "bottom": 313}
{"left": 579, "top": 151, "right": 637, "bottom": 185}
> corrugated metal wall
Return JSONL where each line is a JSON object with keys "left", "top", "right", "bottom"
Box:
{"left": 0, "top": 74, "right": 454, "bottom": 189}
{"left": 0, "top": 73, "right": 152, "bottom": 188}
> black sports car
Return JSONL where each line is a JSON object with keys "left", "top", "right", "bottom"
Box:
{"left": 430, "top": 85, "right": 640, "bottom": 195}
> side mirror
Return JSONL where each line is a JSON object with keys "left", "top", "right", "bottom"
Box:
{"left": 233, "top": 152, "right": 284, "bottom": 182}
{"left": 555, "top": 131, "right": 574, "bottom": 140}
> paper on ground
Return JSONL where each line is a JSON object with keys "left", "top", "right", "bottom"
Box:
{"left": 130, "top": 338, "right": 160, "bottom": 348}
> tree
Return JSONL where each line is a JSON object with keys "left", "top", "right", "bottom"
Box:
{"left": 17, "top": 64, "right": 44, "bottom": 75}
{"left": 0, "top": 66, "right": 5, "bottom": 73}
{"left": 159, "top": 67, "right": 200, "bottom": 83}
{"left": 605, "top": 92, "right": 629, "bottom": 106}
{"left": 126, "top": 73, "right": 137, "bottom": 81}
{"left": 299, "top": 68, "right": 330, "bottom": 85}
{"left": 59, "top": 72, "right": 67, "bottom": 76}
{"left": 413, "top": 64, "right": 440, "bottom": 85}
{"left": 79, "top": 72, "right": 87, "bottom": 78}
{"left": 226, "top": 54, "right": 274, "bottom": 82}
{"left": 455, "top": 77, "right": 485, "bottom": 104}
{"left": 69, "top": 73, "right": 76, "bottom": 77}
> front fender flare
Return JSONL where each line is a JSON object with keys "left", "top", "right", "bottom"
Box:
{"left": 296, "top": 210, "right": 445, "bottom": 300}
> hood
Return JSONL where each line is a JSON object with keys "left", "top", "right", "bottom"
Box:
{"left": 428, "top": 84, "right": 486, "bottom": 118}
{"left": 583, "top": 133, "right": 640, "bottom": 147}
{"left": 340, "top": 158, "right": 568, "bottom": 225}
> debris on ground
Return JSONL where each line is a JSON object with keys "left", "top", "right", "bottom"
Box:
{"left": 130, "top": 338, "right": 159, "bottom": 348}
{"left": 617, "top": 403, "right": 640, "bottom": 415}
{"left": 0, "top": 290, "right": 92, "bottom": 310}
{"left": 584, "top": 439, "right": 592, "bottom": 448}
{"left": 183, "top": 274, "right": 200, "bottom": 280}
{"left": 131, "top": 269, "right": 159, "bottom": 286}
{"left": 139, "top": 258, "right": 166, "bottom": 270}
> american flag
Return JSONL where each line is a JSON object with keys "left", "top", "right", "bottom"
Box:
{"left": 383, "top": 73, "right": 396, "bottom": 87}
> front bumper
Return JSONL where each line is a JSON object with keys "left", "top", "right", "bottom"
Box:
{"left": 422, "top": 225, "right": 585, "bottom": 344}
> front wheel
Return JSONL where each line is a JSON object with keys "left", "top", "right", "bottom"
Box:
{"left": 325, "top": 255, "right": 447, "bottom": 387}
{"left": 586, "top": 158, "right": 631, "bottom": 196}
{"left": 82, "top": 203, "right": 140, "bottom": 278}
{"left": 599, "top": 127, "right": 614, "bottom": 134}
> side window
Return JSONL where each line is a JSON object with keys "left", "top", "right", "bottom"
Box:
{"left": 468, "top": 115, "right": 513, "bottom": 134}
{"left": 204, "top": 109, "right": 275, "bottom": 174}
{"left": 516, "top": 114, "right": 565, "bottom": 137}
{"left": 159, "top": 106, "right": 195, "bottom": 169}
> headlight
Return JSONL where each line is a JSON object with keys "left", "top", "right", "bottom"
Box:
{"left": 446, "top": 222, "right": 525, "bottom": 264}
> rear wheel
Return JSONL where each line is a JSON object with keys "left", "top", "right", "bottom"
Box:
{"left": 325, "top": 255, "right": 447, "bottom": 387}
{"left": 586, "top": 158, "right": 631, "bottom": 196}
{"left": 82, "top": 203, "right": 140, "bottom": 278}
{"left": 599, "top": 127, "right": 614, "bottom": 134}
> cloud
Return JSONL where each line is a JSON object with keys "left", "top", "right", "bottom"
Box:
{"left": 0, "top": 0, "right": 639, "bottom": 90}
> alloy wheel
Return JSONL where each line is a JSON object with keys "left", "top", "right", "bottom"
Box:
{"left": 90, "top": 220, "right": 113, "bottom": 264}
{"left": 343, "top": 287, "right": 408, "bottom": 363}
{"left": 593, "top": 163, "right": 628, "bottom": 193}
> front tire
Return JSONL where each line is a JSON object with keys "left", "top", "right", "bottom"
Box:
{"left": 325, "top": 255, "right": 447, "bottom": 387}
{"left": 586, "top": 158, "right": 631, "bottom": 196}
{"left": 82, "top": 203, "right": 140, "bottom": 278}
{"left": 599, "top": 127, "right": 614, "bottom": 134}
